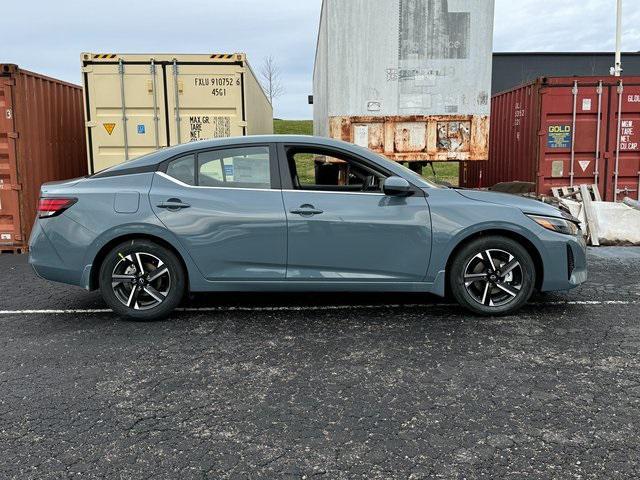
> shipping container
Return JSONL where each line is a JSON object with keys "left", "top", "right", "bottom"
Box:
{"left": 460, "top": 76, "right": 640, "bottom": 202}
{"left": 0, "top": 64, "right": 87, "bottom": 252}
{"left": 82, "top": 53, "right": 273, "bottom": 173}
{"left": 313, "top": 0, "right": 494, "bottom": 162}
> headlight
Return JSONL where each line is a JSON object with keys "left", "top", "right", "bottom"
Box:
{"left": 527, "top": 214, "right": 580, "bottom": 235}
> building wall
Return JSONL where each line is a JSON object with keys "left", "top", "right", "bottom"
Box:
{"left": 492, "top": 53, "right": 640, "bottom": 95}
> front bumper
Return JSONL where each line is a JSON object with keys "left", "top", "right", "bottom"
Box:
{"left": 539, "top": 232, "right": 587, "bottom": 292}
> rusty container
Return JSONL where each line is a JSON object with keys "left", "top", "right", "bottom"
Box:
{"left": 313, "top": 0, "right": 494, "bottom": 163}
{"left": 0, "top": 65, "right": 87, "bottom": 252}
{"left": 329, "top": 115, "right": 489, "bottom": 162}
{"left": 460, "top": 76, "right": 640, "bottom": 202}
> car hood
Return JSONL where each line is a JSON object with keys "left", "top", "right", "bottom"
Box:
{"left": 456, "top": 189, "right": 565, "bottom": 217}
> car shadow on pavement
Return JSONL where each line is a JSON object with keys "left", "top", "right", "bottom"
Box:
{"left": 183, "top": 291, "right": 449, "bottom": 309}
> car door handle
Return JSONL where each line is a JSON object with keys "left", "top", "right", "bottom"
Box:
{"left": 157, "top": 199, "right": 191, "bottom": 210}
{"left": 290, "top": 204, "right": 323, "bottom": 216}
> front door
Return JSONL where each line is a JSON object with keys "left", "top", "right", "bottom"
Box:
{"left": 279, "top": 144, "right": 432, "bottom": 282}
{"left": 150, "top": 144, "right": 287, "bottom": 281}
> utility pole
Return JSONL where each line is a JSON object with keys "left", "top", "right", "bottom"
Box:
{"left": 612, "top": 0, "right": 623, "bottom": 76}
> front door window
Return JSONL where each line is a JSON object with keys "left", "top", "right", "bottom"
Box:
{"left": 286, "top": 147, "right": 387, "bottom": 193}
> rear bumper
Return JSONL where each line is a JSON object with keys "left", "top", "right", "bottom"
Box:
{"left": 540, "top": 233, "right": 587, "bottom": 292}
{"left": 28, "top": 216, "right": 94, "bottom": 288}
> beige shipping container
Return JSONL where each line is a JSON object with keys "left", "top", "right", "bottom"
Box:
{"left": 82, "top": 53, "right": 273, "bottom": 173}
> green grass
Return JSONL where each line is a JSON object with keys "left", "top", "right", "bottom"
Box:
{"left": 273, "top": 119, "right": 459, "bottom": 186}
{"left": 273, "top": 120, "right": 315, "bottom": 184}
{"left": 421, "top": 162, "right": 459, "bottom": 187}
{"left": 273, "top": 119, "right": 313, "bottom": 135}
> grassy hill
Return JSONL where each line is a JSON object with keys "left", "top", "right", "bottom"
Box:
{"left": 273, "top": 119, "right": 313, "bottom": 135}
{"left": 272, "top": 119, "right": 458, "bottom": 185}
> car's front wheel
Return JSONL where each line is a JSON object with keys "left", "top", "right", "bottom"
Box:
{"left": 99, "top": 239, "right": 186, "bottom": 320}
{"left": 449, "top": 236, "right": 536, "bottom": 316}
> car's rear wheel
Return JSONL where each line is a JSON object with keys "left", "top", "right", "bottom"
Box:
{"left": 449, "top": 236, "right": 536, "bottom": 316}
{"left": 99, "top": 240, "right": 185, "bottom": 321}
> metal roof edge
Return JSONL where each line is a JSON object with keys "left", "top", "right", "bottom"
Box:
{"left": 493, "top": 51, "right": 640, "bottom": 56}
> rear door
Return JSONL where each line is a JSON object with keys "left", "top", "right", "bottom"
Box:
{"left": 149, "top": 143, "right": 287, "bottom": 281}
{"left": 278, "top": 143, "right": 432, "bottom": 282}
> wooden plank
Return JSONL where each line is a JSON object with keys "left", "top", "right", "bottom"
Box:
{"left": 561, "top": 187, "right": 570, "bottom": 197}
{"left": 551, "top": 187, "right": 561, "bottom": 198}
{"left": 564, "top": 189, "right": 581, "bottom": 200}
{"left": 592, "top": 184, "right": 603, "bottom": 201}
{"left": 580, "top": 184, "right": 600, "bottom": 246}
{"left": 575, "top": 186, "right": 585, "bottom": 202}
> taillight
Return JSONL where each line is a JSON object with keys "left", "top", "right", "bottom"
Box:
{"left": 38, "top": 197, "right": 77, "bottom": 218}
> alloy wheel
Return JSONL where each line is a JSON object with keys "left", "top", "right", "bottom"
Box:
{"left": 111, "top": 252, "right": 171, "bottom": 310}
{"left": 463, "top": 249, "right": 523, "bottom": 308}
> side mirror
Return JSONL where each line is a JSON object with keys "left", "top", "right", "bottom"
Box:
{"left": 383, "top": 176, "right": 412, "bottom": 196}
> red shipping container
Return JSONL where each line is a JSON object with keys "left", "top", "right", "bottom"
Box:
{"left": 460, "top": 76, "right": 640, "bottom": 202}
{"left": 0, "top": 65, "right": 87, "bottom": 252}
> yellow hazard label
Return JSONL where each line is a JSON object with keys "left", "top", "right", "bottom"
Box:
{"left": 103, "top": 123, "right": 116, "bottom": 135}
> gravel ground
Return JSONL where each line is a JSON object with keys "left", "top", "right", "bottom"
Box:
{"left": 0, "top": 248, "right": 639, "bottom": 479}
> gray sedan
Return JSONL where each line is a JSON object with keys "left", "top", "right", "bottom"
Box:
{"left": 29, "top": 135, "right": 586, "bottom": 320}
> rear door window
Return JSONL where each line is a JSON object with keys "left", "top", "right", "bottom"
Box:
{"left": 197, "top": 146, "right": 271, "bottom": 189}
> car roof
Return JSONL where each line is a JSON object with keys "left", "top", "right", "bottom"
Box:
{"left": 98, "top": 135, "right": 373, "bottom": 174}
{"left": 93, "top": 134, "right": 434, "bottom": 189}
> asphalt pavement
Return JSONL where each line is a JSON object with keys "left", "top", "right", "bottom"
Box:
{"left": 1, "top": 248, "right": 639, "bottom": 479}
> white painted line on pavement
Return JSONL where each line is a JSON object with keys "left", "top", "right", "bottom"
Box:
{"left": 0, "top": 299, "right": 637, "bottom": 316}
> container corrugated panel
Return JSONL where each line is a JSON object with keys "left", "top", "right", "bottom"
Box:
{"left": 460, "top": 82, "right": 540, "bottom": 187}
{"left": 82, "top": 53, "right": 273, "bottom": 173}
{"left": 0, "top": 65, "right": 87, "bottom": 251}
{"left": 461, "top": 76, "right": 640, "bottom": 201}
{"left": 608, "top": 80, "right": 640, "bottom": 200}
{"left": 313, "top": 0, "right": 495, "bottom": 162}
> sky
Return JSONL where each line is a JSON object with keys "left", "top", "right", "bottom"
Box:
{"left": 3, "top": 0, "right": 639, "bottom": 119}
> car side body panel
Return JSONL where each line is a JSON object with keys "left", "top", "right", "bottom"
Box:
{"left": 28, "top": 135, "right": 587, "bottom": 299}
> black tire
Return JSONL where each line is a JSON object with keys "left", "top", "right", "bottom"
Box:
{"left": 449, "top": 236, "right": 536, "bottom": 316}
{"left": 99, "top": 239, "right": 186, "bottom": 321}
